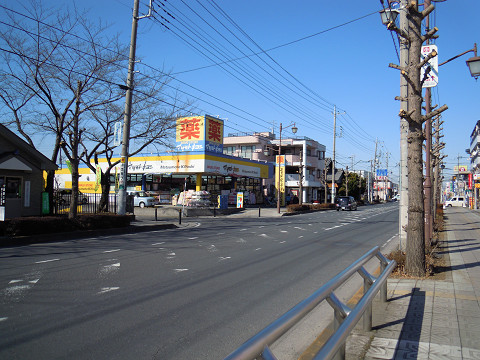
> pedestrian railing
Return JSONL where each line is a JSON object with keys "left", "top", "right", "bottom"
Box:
{"left": 224, "top": 246, "right": 396, "bottom": 360}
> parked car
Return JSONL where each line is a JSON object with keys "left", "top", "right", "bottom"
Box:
{"left": 444, "top": 196, "right": 466, "bottom": 207}
{"left": 54, "top": 189, "right": 89, "bottom": 205}
{"left": 392, "top": 194, "right": 400, "bottom": 201}
{"left": 127, "top": 191, "right": 156, "bottom": 208}
{"left": 335, "top": 196, "right": 358, "bottom": 211}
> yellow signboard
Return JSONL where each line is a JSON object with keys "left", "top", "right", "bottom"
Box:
{"left": 176, "top": 116, "right": 205, "bottom": 142}
{"left": 276, "top": 155, "right": 286, "bottom": 206}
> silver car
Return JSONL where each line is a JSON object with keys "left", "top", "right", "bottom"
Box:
{"left": 128, "top": 191, "right": 156, "bottom": 208}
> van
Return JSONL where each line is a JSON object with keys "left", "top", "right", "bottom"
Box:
{"left": 444, "top": 196, "right": 466, "bottom": 207}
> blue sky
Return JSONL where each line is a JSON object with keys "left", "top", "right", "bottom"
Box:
{"left": 2, "top": 0, "right": 479, "bottom": 183}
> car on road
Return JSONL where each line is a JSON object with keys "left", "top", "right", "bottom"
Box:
{"left": 335, "top": 196, "right": 358, "bottom": 211}
{"left": 444, "top": 196, "right": 466, "bottom": 207}
{"left": 127, "top": 191, "right": 156, "bottom": 208}
{"left": 392, "top": 194, "right": 400, "bottom": 201}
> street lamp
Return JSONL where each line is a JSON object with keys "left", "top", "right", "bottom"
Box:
{"left": 275, "top": 122, "right": 297, "bottom": 214}
{"left": 440, "top": 43, "right": 480, "bottom": 79}
{"left": 379, "top": 8, "right": 399, "bottom": 26}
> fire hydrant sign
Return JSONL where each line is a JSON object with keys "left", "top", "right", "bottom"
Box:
{"left": 421, "top": 45, "right": 438, "bottom": 88}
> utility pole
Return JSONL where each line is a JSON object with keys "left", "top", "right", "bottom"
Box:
{"left": 346, "top": 166, "right": 349, "bottom": 196}
{"left": 118, "top": 0, "right": 152, "bottom": 215}
{"left": 373, "top": 138, "right": 378, "bottom": 201}
{"left": 386, "top": 151, "right": 390, "bottom": 200}
{"left": 331, "top": 105, "right": 345, "bottom": 203}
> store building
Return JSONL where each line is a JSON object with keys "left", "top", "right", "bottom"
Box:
{"left": 55, "top": 115, "right": 273, "bottom": 205}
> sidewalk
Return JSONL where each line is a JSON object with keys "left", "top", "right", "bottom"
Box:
{"left": 349, "top": 207, "right": 480, "bottom": 359}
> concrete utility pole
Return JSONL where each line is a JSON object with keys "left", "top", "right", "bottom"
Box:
{"left": 331, "top": 105, "right": 345, "bottom": 203}
{"left": 373, "top": 138, "right": 378, "bottom": 201}
{"left": 118, "top": 0, "right": 152, "bottom": 215}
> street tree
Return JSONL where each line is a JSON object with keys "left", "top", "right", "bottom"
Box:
{"left": 81, "top": 71, "right": 193, "bottom": 213}
{"left": 387, "top": 2, "right": 447, "bottom": 276}
{"left": 0, "top": 1, "right": 128, "bottom": 217}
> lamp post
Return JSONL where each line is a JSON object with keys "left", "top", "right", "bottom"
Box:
{"left": 275, "top": 122, "right": 297, "bottom": 214}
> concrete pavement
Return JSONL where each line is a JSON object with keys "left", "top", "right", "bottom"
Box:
{"left": 346, "top": 206, "right": 480, "bottom": 360}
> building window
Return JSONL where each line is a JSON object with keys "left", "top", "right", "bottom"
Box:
{"left": 307, "top": 149, "right": 311, "bottom": 156}
{"left": 223, "top": 146, "right": 235, "bottom": 156}
{"left": 318, "top": 150, "right": 325, "bottom": 160}
{"left": 240, "top": 145, "right": 255, "bottom": 159}
{"left": 317, "top": 169, "right": 321, "bottom": 178}
{"left": 1, "top": 177, "right": 22, "bottom": 198}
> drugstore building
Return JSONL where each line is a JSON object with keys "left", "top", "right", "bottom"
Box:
{"left": 55, "top": 115, "right": 272, "bottom": 204}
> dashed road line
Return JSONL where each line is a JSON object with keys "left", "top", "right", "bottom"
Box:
{"left": 103, "top": 249, "right": 120, "bottom": 253}
{"left": 35, "top": 259, "right": 60, "bottom": 264}
{"left": 97, "top": 287, "right": 120, "bottom": 295}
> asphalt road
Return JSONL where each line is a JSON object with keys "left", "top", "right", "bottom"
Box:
{"left": 0, "top": 202, "right": 399, "bottom": 359}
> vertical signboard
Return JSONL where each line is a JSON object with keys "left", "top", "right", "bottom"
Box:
{"left": 276, "top": 155, "right": 286, "bottom": 206}
{"left": 236, "top": 192, "right": 244, "bottom": 208}
{"left": 205, "top": 115, "right": 224, "bottom": 154}
{"left": 176, "top": 116, "right": 205, "bottom": 152}
{"left": 421, "top": 45, "right": 438, "bottom": 88}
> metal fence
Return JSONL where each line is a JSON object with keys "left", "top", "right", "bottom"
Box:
{"left": 224, "top": 246, "right": 396, "bottom": 360}
{"left": 53, "top": 193, "right": 118, "bottom": 215}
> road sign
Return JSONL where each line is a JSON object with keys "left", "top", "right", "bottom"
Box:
{"left": 421, "top": 45, "right": 438, "bottom": 88}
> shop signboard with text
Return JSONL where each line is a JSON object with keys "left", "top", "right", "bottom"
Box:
{"left": 175, "top": 115, "right": 224, "bottom": 154}
{"left": 276, "top": 155, "right": 286, "bottom": 206}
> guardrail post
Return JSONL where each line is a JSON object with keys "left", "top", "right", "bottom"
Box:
{"left": 155, "top": 208, "right": 158, "bottom": 221}
{"left": 376, "top": 252, "right": 390, "bottom": 303}
{"left": 259, "top": 206, "right": 261, "bottom": 217}
{"left": 327, "top": 293, "right": 350, "bottom": 360}
{"left": 178, "top": 209, "right": 182, "bottom": 225}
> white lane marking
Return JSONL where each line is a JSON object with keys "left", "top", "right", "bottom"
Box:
{"left": 188, "top": 237, "right": 198, "bottom": 240}
{"left": 35, "top": 259, "right": 60, "bottom": 264}
{"left": 152, "top": 242, "right": 165, "bottom": 245}
{"left": 29, "top": 279, "right": 40, "bottom": 284}
{"left": 0, "top": 317, "right": 7, "bottom": 322}
{"left": 219, "top": 256, "right": 231, "bottom": 261}
{"left": 97, "top": 287, "right": 120, "bottom": 294}
{"left": 240, "top": 228, "right": 248, "bottom": 231}
{"left": 255, "top": 248, "right": 261, "bottom": 251}
{"left": 258, "top": 226, "right": 265, "bottom": 228}
{"left": 325, "top": 225, "right": 342, "bottom": 231}
{"left": 279, "top": 241, "right": 286, "bottom": 244}
{"left": 3, "top": 284, "right": 31, "bottom": 296}
{"left": 101, "top": 263, "right": 120, "bottom": 275}
{"left": 236, "top": 238, "right": 247, "bottom": 243}
{"left": 258, "top": 234, "right": 269, "bottom": 238}
{"left": 293, "top": 227, "right": 305, "bottom": 230}
{"left": 174, "top": 269, "right": 189, "bottom": 273}
{"left": 217, "top": 232, "right": 225, "bottom": 235}
{"left": 298, "top": 236, "right": 304, "bottom": 238}
{"left": 280, "top": 230, "right": 288, "bottom": 233}
{"left": 103, "top": 249, "right": 120, "bottom": 253}
{"left": 167, "top": 252, "right": 176, "bottom": 256}
{"left": 314, "top": 231, "right": 318, "bottom": 234}
{"left": 383, "top": 234, "right": 398, "bottom": 247}
{"left": 9, "top": 280, "right": 22, "bottom": 284}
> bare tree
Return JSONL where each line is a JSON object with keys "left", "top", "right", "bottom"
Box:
{"left": 388, "top": 2, "right": 447, "bottom": 276}
{"left": 0, "top": 1, "right": 128, "bottom": 216}
{"left": 80, "top": 71, "right": 193, "bottom": 212}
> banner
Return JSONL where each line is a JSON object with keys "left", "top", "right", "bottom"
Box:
{"left": 276, "top": 155, "right": 286, "bottom": 206}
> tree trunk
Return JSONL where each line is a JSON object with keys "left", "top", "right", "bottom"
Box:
{"left": 99, "top": 169, "right": 112, "bottom": 213}
{"left": 405, "top": 8, "right": 425, "bottom": 277}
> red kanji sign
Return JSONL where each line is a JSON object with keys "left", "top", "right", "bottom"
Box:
{"left": 207, "top": 119, "right": 222, "bottom": 143}
{"left": 179, "top": 117, "right": 202, "bottom": 140}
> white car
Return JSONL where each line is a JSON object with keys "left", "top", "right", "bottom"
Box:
{"left": 444, "top": 196, "right": 466, "bottom": 207}
{"left": 127, "top": 191, "right": 156, "bottom": 208}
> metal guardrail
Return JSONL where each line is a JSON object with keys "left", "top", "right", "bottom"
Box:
{"left": 224, "top": 246, "right": 396, "bottom": 360}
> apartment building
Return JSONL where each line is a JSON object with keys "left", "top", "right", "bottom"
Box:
{"left": 223, "top": 131, "right": 326, "bottom": 203}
